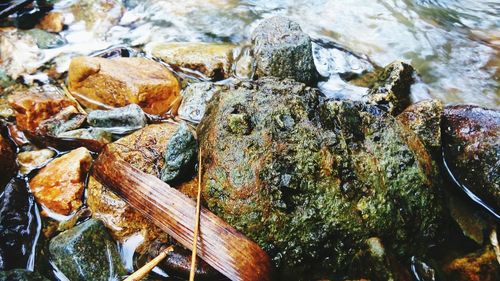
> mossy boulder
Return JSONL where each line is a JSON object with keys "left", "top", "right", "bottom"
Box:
{"left": 198, "top": 78, "right": 443, "bottom": 279}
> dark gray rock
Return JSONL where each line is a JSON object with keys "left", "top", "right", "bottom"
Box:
{"left": 251, "top": 16, "right": 316, "bottom": 85}
{"left": 87, "top": 104, "right": 147, "bottom": 130}
{"left": 160, "top": 123, "right": 197, "bottom": 184}
{"left": 0, "top": 269, "right": 49, "bottom": 281}
{"left": 49, "top": 219, "right": 127, "bottom": 281}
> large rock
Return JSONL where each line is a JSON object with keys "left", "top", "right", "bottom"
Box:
{"left": 30, "top": 147, "right": 92, "bottom": 215}
{"left": 68, "top": 57, "right": 180, "bottom": 115}
{"left": 198, "top": 78, "right": 443, "bottom": 279}
{"left": 147, "top": 42, "right": 236, "bottom": 80}
{"left": 251, "top": 17, "right": 317, "bottom": 85}
{"left": 49, "top": 219, "right": 127, "bottom": 281}
{"left": 0, "top": 135, "right": 16, "bottom": 186}
{"left": 442, "top": 105, "right": 500, "bottom": 213}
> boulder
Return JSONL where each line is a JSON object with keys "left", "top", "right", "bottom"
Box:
{"left": 29, "top": 147, "right": 92, "bottom": 215}
{"left": 17, "top": 149, "right": 55, "bottom": 175}
{"left": 367, "top": 61, "right": 415, "bottom": 115}
{"left": 178, "top": 82, "right": 227, "bottom": 123}
{"left": 68, "top": 57, "right": 180, "bottom": 115}
{"left": 198, "top": 78, "right": 443, "bottom": 278}
{"left": 0, "top": 269, "right": 49, "bottom": 281}
{"left": 251, "top": 17, "right": 316, "bottom": 84}
{"left": 443, "top": 246, "right": 499, "bottom": 281}
{"left": 49, "top": 219, "right": 127, "bottom": 281}
{"left": 0, "top": 135, "right": 16, "bottom": 186}
{"left": 147, "top": 42, "right": 236, "bottom": 80}
{"left": 442, "top": 105, "right": 500, "bottom": 213}
{"left": 87, "top": 104, "right": 147, "bottom": 130}
{"left": 160, "top": 122, "right": 197, "bottom": 184}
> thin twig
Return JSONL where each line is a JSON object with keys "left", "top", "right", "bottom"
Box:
{"left": 189, "top": 147, "right": 203, "bottom": 281}
{"left": 124, "top": 246, "right": 174, "bottom": 281}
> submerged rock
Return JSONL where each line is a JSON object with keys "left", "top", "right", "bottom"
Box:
{"left": 147, "top": 42, "right": 236, "bottom": 80}
{"left": 37, "top": 106, "right": 86, "bottom": 136}
{"left": 0, "top": 179, "right": 39, "bottom": 270}
{"left": 443, "top": 246, "right": 500, "bottom": 281}
{"left": 442, "top": 105, "right": 500, "bottom": 213}
{"left": 367, "top": 61, "right": 415, "bottom": 115}
{"left": 0, "top": 28, "right": 43, "bottom": 79}
{"left": 68, "top": 57, "right": 180, "bottom": 115}
{"left": 23, "top": 29, "right": 66, "bottom": 49}
{"left": 198, "top": 78, "right": 443, "bottom": 278}
{"left": 0, "top": 135, "right": 16, "bottom": 186}
{"left": 68, "top": 0, "right": 124, "bottom": 36}
{"left": 160, "top": 122, "right": 197, "bottom": 184}
{"left": 251, "top": 17, "right": 316, "bottom": 84}
{"left": 17, "top": 149, "right": 55, "bottom": 175}
{"left": 178, "top": 82, "right": 227, "bottom": 123}
{"left": 37, "top": 11, "right": 64, "bottom": 33}
{"left": 87, "top": 104, "right": 147, "bottom": 130}
{"left": 49, "top": 219, "right": 127, "bottom": 281}
{"left": 29, "top": 147, "right": 92, "bottom": 215}
{"left": 0, "top": 269, "right": 49, "bottom": 281}
{"left": 57, "top": 128, "right": 112, "bottom": 143}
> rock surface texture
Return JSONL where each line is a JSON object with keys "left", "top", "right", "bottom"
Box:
{"left": 0, "top": 135, "right": 16, "bottom": 185}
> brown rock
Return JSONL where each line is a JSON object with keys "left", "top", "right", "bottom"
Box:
{"left": 0, "top": 135, "right": 16, "bottom": 186}
{"left": 17, "top": 149, "right": 55, "bottom": 175}
{"left": 68, "top": 57, "right": 180, "bottom": 115}
{"left": 444, "top": 246, "right": 500, "bottom": 281}
{"left": 37, "top": 12, "right": 64, "bottom": 33}
{"left": 30, "top": 147, "right": 92, "bottom": 215}
{"left": 9, "top": 86, "right": 76, "bottom": 132}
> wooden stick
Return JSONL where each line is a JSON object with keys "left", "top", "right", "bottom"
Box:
{"left": 124, "top": 246, "right": 174, "bottom": 281}
{"left": 189, "top": 148, "right": 203, "bottom": 281}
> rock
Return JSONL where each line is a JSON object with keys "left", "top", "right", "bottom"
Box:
{"left": 178, "top": 82, "right": 227, "bottom": 123}
{"left": 23, "top": 29, "right": 66, "bottom": 49}
{"left": 17, "top": 149, "right": 55, "bottom": 175}
{"left": 87, "top": 104, "right": 147, "bottom": 130}
{"left": 146, "top": 42, "right": 236, "bottom": 80}
{"left": 37, "top": 11, "right": 64, "bottom": 33}
{"left": 0, "top": 269, "right": 49, "bottom": 281}
{"left": 442, "top": 105, "right": 500, "bottom": 213}
{"left": 68, "top": 57, "right": 180, "bottom": 115}
{"left": 367, "top": 61, "right": 415, "bottom": 115}
{"left": 0, "top": 135, "right": 16, "bottom": 186}
{"left": 397, "top": 99, "right": 443, "bottom": 156}
{"left": 49, "top": 219, "right": 127, "bottom": 281}
{"left": 234, "top": 46, "right": 255, "bottom": 79}
{"left": 29, "top": 147, "right": 92, "bottom": 215}
{"left": 37, "top": 106, "right": 86, "bottom": 136}
{"left": 251, "top": 16, "right": 317, "bottom": 84}
{"left": 69, "top": 0, "right": 124, "bottom": 36}
{"left": 57, "top": 128, "right": 112, "bottom": 143}
{"left": 0, "top": 179, "right": 39, "bottom": 270}
{"left": 160, "top": 123, "right": 197, "bottom": 184}
{"left": 8, "top": 85, "right": 76, "bottom": 132}
{"left": 443, "top": 246, "right": 500, "bottom": 281}
{"left": 0, "top": 28, "right": 43, "bottom": 79}
{"left": 198, "top": 78, "right": 443, "bottom": 278}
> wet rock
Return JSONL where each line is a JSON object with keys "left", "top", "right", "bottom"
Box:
{"left": 57, "top": 128, "right": 112, "bottom": 143}
{"left": 87, "top": 104, "right": 147, "bottom": 130}
{"left": 251, "top": 16, "right": 316, "bottom": 84}
{"left": 0, "top": 28, "right": 43, "bottom": 79}
{"left": 367, "top": 61, "right": 415, "bottom": 115}
{"left": 68, "top": 57, "right": 180, "bottom": 115}
{"left": 8, "top": 86, "right": 76, "bottom": 132}
{"left": 0, "top": 269, "right": 49, "bottom": 281}
{"left": 17, "top": 149, "right": 55, "bottom": 175}
{"left": 37, "top": 11, "right": 64, "bottom": 33}
{"left": 49, "top": 219, "right": 127, "bottom": 281}
{"left": 198, "top": 78, "right": 443, "bottom": 278}
{"left": 0, "top": 179, "right": 39, "bottom": 270}
{"left": 442, "top": 105, "right": 500, "bottom": 213}
{"left": 234, "top": 46, "right": 255, "bottom": 79}
{"left": 68, "top": 0, "right": 124, "bottom": 36}
{"left": 37, "top": 105, "right": 86, "bottom": 136}
{"left": 160, "top": 123, "right": 197, "bottom": 184}
{"left": 443, "top": 246, "right": 500, "bottom": 281}
{"left": 146, "top": 42, "right": 236, "bottom": 80}
{"left": 23, "top": 29, "right": 66, "bottom": 49}
{"left": 397, "top": 99, "right": 443, "bottom": 156}
{"left": 178, "top": 82, "right": 227, "bottom": 123}
{"left": 29, "top": 147, "right": 92, "bottom": 215}
{"left": 0, "top": 135, "right": 16, "bottom": 186}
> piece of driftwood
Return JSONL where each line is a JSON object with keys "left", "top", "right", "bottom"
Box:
{"left": 92, "top": 146, "right": 272, "bottom": 281}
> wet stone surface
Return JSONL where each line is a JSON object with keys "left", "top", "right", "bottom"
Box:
{"left": 87, "top": 103, "right": 147, "bottom": 129}
{"left": 178, "top": 82, "right": 227, "bottom": 123}
{"left": 160, "top": 122, "right": 197, "bottom": 184}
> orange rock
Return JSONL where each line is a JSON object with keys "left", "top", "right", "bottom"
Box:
{"left": 37, "top": 12, "right": 64, "bottom": 33}
{"left": 68, "top": 57, "right": 180, "bottom": 115}
{"left": 9, "top": 86, "right": 76, "bottom": 132}
{"left": 444, "top": 246, "right": 500, "bottom": 281}
{"left": 30, "top": 147, "right": 92, "bottom": 215}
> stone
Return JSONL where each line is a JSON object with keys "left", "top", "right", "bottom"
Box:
{"left": 49, "top": 219, "right": 127, "bottom": 281}
{"left": 68, "top": 57, "right": 180, "bottom": 115}
{"left": 147, "top": 42, "right": 236, "bottom": 80}
{"left": 37, "top": 105, "right": 86, "bottom": 136}
{"left": 251, "top": 16, "right": 317, "bottom": 84}
{"left": 8, "top": 85, "right": 76, "bottom": 132}
{"left": 0, "top": 269, "right": 49, "bottom": 281}
{"left": 160, "top": 123, "right": 197, "bottom": 184}
{"left": 198, "top": 78, "right": 443, "bottom": 279}
{"left": 234, "top": 47, "right": 255, "bottom": 79}
{"left": 29, "top": 147, "right": 92, "bottom": 215}
{"left": 443, "top": 246, "right": 500, "bottom": 281}
{"left": 17, "top": 149, "right": 55, "bottom": 175}
{"left": 0, "top": 28, "right": 43, "bottom": 79}
{"left": 397, "top": 99, "right": 444, "bottom": 156}
{"left": 178, "top": 82, "right": 227, "bottom": 123}
{"left": 87, "top": 103, "right": 147, "bottom": 129}
{"left": 37, "top": 11, "right": 64, "bottom": 33}
{"left": 0, "top": 135, "right": 16, "bottom": 186}
{"left": 69, "top": 0, "right": 124, "bottom": 36}
{"left": 442, "top": 105, "right": 500, "bottom": 212}
{"left": 23, "top": 29, "right": 66, "bottom": 49}
{"left": 57, "top": 128, "right": 112, "bottom": 143}
{"left": 367, "top": 61, "right": 415, "bottom": 115}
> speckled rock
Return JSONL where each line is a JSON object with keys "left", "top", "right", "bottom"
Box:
{"left": 0, "top": 135, "right": 16, "bottom": 186}
{"left": 87, "top": 104, "right": 147, "bottom": 129}
{"left": 251, "top": 17, "right": 317, "bottom": 84}
{"left": 23, "top": 29, "right": 66, "bottom": 49}
{"left": 178, "top": 82, "right": 227, "bottom": 123}
{"left": 0, "top": 269, "right": 49, "bottom": 281}
{"left": 37, "top": 106, "right": 86, "bottom": 136}
{"left": 443, "top": 246, "right": 499, "bottom": 281}
{"left": 198, "top": 78, "right": 443, "bottom": 279}
{"left": 17, "top": 149, "right": 55, "bottom": 175}
{"left": 367, "top": 61, "right": 415, "bottom": 115}
{"left": 49, "top": 219, "right": 127, "bottom": 281}
{"left": 160, "top": 122, "right": 197, "bottom": 184}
